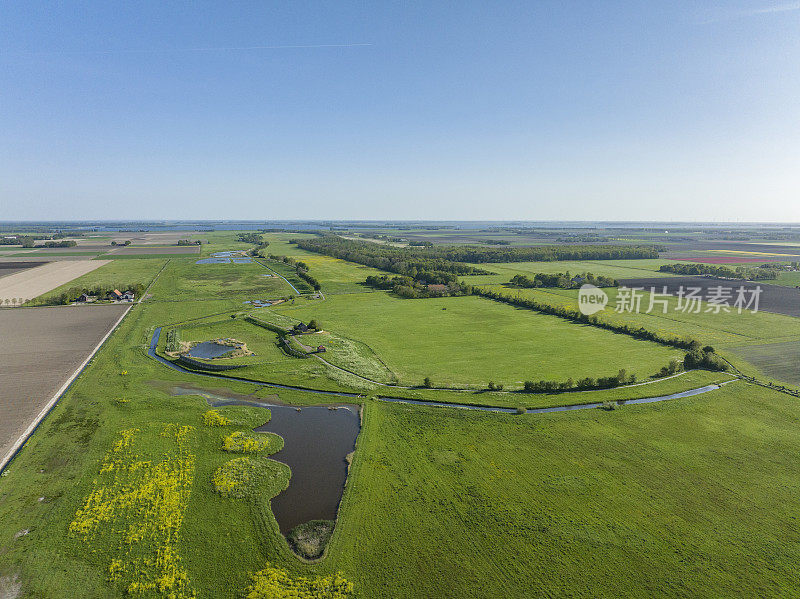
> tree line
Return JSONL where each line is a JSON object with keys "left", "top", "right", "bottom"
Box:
{"left": 509, "top": 271, "right": 618, "bottom": 289}
{"left": 293, "top": 236, "right": 490, "bottom": 284}
{"left": 267, "top": 255, "right": 321, "bottom": 291}
{"left": 658, "top": 262, "right": 779, "bottom": 280}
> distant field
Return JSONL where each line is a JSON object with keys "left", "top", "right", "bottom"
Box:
{"left": 1, "top": 260, "right": 110, "bottom": 304}
{"left": 479, "top": 284, "right": 800, "bottom": 349}
{"left": 0, "top": 261, "right": 47, "bottom": 279}
{"left": 729, "top": 341, "right": 800, "bottom": 385}
{"left": 461, "top": 259, "right": 676, "bottom": 285}
{"left": 31, "top": 258, "right": 167, "bottom": 304}
{"left": 149, "top": 258, "right": 295, "bottom": 302}
{"left": 0, "top": 304, "right": 129, "bottom": 469}
{"left": 618, "top": 276, "right": 800, "bottom": 318}
{"left": 106, "top": 245, "right": 200, "bottom": 255}
{"left": 264, "top": 292, "right": 681, "bottom": 388}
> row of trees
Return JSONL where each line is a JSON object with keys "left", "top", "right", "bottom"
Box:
{"left": 268, "top": 255, "right": 321, "bottom": 291}
{"left": 658, "top": 262, "right": 779, "bottom": 280}
{"left": 509, "top": 272, "right": 618, "bottom": 289}
{"left": 522, "top": 368, "right": 637, "bottom": 393}
{"left": 364, "top": 274, "right": 472, "bottom": 298}
{"left": 293, "top": 236, "right": 490, "bottom": 283}
{"left": 36, "top": 283, "right": 146, "bottom": 306}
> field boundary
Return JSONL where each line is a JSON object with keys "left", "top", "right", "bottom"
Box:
{"left": 0, "top": 305, "right": 132, "bottom": 474}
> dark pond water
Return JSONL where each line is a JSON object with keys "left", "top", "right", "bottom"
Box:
{"left": 170, "top": 385, "right": 360, "bottom": 535}
{"left": 187, "top": 341, "right": 236, "bottom": 359}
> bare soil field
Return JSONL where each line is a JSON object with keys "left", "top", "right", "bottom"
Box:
{"left": 0, "top": 304, "right": 129, "bottom": 470}
{"left": 0, "top": 261, "right": 48, "bottom": 279}
{"left": 0, "top": 260, "right": 110, "bottom": 304}
{"left": 618, "top": 276, "right": 800, "bottom": 318}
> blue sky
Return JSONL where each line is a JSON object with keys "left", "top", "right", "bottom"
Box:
{"left": 1, "top": 1, "right": 798, "bottom": 221}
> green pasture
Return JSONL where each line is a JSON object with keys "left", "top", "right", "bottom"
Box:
{"left": 326, "top": 382, "right": 800, "bottom": 598}
{"left": 482, "top": 284, "right": 800, "bottom": 350}
{"left": 261, "top": 292, "right": 682, "bottom": 388}
{"left": 148, "top": 258, "right": 294, "bottom": 302}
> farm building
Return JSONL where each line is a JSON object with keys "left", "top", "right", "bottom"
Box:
{"left": 427, "top": 284, "right": 448, "bottom": 292}
{"left": 107, "top": 289, "right": 123, "bottom": 301}
{"left": 76, "top": 293, "right": 96, "bottom": 303}
{"left": 317, "top": 345, "right": 327, "bottom": 352}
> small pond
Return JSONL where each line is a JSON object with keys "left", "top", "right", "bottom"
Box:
{"left": 187, "top": 341, "right": 236, "bottom": 359}
{"left": 170, "top": 385, "right": 360, "bottom": 535}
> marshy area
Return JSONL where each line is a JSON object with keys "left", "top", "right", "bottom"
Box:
{"left": 170, "top": 385, "right": 361, "bottom": 559}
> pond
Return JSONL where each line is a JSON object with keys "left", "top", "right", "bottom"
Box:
{"left": 170, "top": 385, "right": 360, "bottom": 535}
{"left": 187, "top": 341, "right": 236, "bottom": 359}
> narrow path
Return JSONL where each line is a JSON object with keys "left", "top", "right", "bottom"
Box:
{"left": 254, "top": 259, "right": 302, "bottom": 295}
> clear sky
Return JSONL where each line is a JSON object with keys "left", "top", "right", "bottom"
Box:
{"left": 1, "top": 1, "right": 799, "bottom": 221}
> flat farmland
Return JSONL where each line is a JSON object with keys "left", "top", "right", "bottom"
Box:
{"left": 0, "top": 261, "right": 48, "bottom": 279}
{"left": 149, "top": 258, "right": 295, "bottom": 301}
{"left": 30, "top": 258, "right": 167, "bottom": 304}
{"left": 618, "top": 276, "right": 800, "bottom": 318}
{"left": 106, "top": 245, "right": 200, "bottom": 255}
{"left": 462, "top": 259, "right": 676, "bottom": 285}
{"left": 265, "top": 292, "right": 681, "bottom": 388}
{"left": 0, "top": 304, "right": 129, "bottom": 469}
{"left": 0, "top": 260, "right": 110, "bottom": 304}
{"left": 729, "top": 341, "right": 800, "bottom": 385}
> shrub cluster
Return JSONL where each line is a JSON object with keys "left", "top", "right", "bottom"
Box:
{"left": 522, "top": 369, "right": 637, "bottom": 393}
{"left": 364, "top": 274, "right": 472, "bottom": 298}
{"left": 509, "top": 272, "right": 618, "bottom": 289}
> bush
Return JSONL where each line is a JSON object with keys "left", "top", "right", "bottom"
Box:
{"left": 423, "top": 377, "right": 433, "bottom": 388}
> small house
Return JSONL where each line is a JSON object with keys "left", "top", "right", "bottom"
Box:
{"left": 107, "top": 289, "right": 123, "bottom": 301}
{"left": 317, "top": 345, "right": 327, "bottom": 353}
{"left": 77, "top": 293, "right": 95, "bottom": 303}
{"left": 120, "top": 291, "right": 135, "bottom": 301}
{"left": 294, "top": 323, "right": 310, "bottom": 333}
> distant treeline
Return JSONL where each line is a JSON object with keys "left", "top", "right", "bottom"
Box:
{"left": 294, "top": 235, "right": 489, "bottom": 285}
{"left": 237, "top": 232, "right": 265, "bottom": 245}
{"left": 364, "top": 274, "right": 472, "bottom": 298}
{"left": 268, "top": 255, "right": 321, "bottom": 291}
{"left": 297, "top": 235, "right": 660, "bottom": 270}
{"left": 659, "top": 263, "right": 778, "bottom": 280}
{"left": 0, "top": 237, "right": 75, "bottom": 248}
{"left": 509, "top": 272, "right": 618, "bottom": 289}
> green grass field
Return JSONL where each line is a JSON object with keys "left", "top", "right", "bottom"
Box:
{"left": 4, "top": 231, "right": 800, "bottom": 598}
{"left": 150, "top": 258, "right": 295, "bottom": 302}
{"left": 328, "top": 381, "right": 800, "bottom": 598}
{"left": 261, "top": 292, "right": 682, "bottom": 388}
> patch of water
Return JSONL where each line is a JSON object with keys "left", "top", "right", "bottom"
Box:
{"left": 187, "top": 341, "right": 236, "bottom": 359}
{"left": 170, "top": 385, "right": 360, "bottom": 535}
